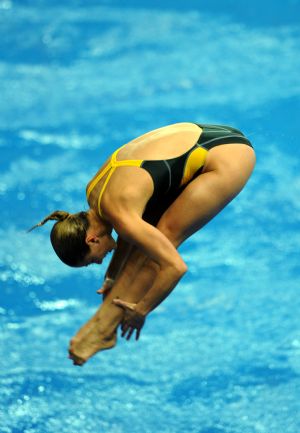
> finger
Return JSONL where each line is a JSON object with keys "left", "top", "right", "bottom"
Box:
{"left": 126, "top": 328, "right": 134, "bottom": 341}
{"left": 123, "top": 327, "right": 131, "bottom": 340}
{"left": 113, "top": 299, "right": 136, "bottom": 310}
{"left": 97, "top": 288, "right": 108, "bottom": 294}
{"left": 113, "top": 298, "right": 125, "bottom": 308}
{"left": 113, "top": 299, "right": 132, "bottom": 308}
{"left": 121, "top": 322, "right": 126, "bottom": 333}
{"left": 121, "top": 323, "right": 129, "bottom": 337}
{"left": 97, "top": 285, "right": 110, "bottom": 294}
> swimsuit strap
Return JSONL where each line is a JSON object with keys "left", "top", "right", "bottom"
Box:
{"left": 86, "top": 145, "right": 125, "bottom": 200}
{"left": 86, "top": 163, "right": 111, "bottom": 200}
{"left": 112, "top": 145, "right": 143, "bottom": 168}
{"left": 86, "top": 145, "right": 143, "bottom": 217}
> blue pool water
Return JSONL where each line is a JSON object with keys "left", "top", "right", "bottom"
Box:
{"left": 1, "top": 1, "right": 300, "bottom": 432}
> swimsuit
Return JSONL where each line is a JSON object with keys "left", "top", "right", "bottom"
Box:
{"left": 86, "top": 123, "right": 252, "bottom": 223}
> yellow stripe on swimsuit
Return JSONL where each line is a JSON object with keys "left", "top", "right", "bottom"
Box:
{"left": 86, "top": 145, "right": 143, "bottom": 217}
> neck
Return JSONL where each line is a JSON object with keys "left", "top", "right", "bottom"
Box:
{"left": 87, "top": 208, "right": 112, "bottom": 234}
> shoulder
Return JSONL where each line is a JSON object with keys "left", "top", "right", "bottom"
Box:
{"left": 101, "top": 166, "right": 154, "bottom": 218}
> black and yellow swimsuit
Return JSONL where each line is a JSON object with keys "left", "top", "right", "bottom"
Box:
{"left": 86, "top": 123, "right": 252, "bottom": 223}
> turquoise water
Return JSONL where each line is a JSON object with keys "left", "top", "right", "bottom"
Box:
{"left": 1, "top": 1, "right": 300, "bottom": 432}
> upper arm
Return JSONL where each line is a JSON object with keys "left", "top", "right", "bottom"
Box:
{"left": 110, "top": 211, "right": 187, "bottom": 273}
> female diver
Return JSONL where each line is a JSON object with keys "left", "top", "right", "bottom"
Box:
{"left": 29, "top": 122, "right": 255, "bottom": 366}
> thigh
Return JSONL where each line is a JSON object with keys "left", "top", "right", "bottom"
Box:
{"left": 157, "top": 144, "right": 256, "bottom": 247}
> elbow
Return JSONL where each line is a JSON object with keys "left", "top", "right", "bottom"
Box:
{"left": 173, "top": 260, "right": 188, "bottom": 278}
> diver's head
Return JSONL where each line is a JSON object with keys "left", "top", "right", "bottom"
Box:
{"left": 28, "top": 210, "right": 116, "bottom": 267}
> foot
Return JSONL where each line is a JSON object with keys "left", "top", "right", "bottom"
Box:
{"left": 68, "top": 303, "right": 123, "bottom": 366}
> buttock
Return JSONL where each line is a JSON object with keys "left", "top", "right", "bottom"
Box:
{"left": 202, "top": 143, "right": 256, "bottom": 177}
{"left": 195, "top": 123, "right": 253, "bottom": 150}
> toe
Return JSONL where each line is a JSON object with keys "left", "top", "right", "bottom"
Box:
{"left": 68, "top": 350, "right": 86, "bottom": 366}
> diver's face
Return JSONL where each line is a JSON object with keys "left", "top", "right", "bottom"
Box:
{"left": 82, "top": 233, "right": 116, "bottom": 267}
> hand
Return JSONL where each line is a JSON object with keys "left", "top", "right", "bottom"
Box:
{"left": 97, "top": 277, "right": 115, "bottom": 296}
{"left": 113, "top": 298, "right": 145, "bottom": 341}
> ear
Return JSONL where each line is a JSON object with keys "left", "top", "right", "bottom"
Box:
{"left": 85, "top": 233, "right": 100, "bottom": 245}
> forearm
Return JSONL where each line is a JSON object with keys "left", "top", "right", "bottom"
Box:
{"left": 112, "top": 240, "right": 187, "bottom": 315}
{"left": 132, "top": 261, "right": 187, "bottom": 315}
{"left": 109, "top": 211, "right": 189, "bottom": 314}
{"left": 105, "top": 236, "right": 133, "bottom": 280}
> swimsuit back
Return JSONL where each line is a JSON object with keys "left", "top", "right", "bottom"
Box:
{"left": 86, "top": 123, "right": 252, "bottom": 219}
